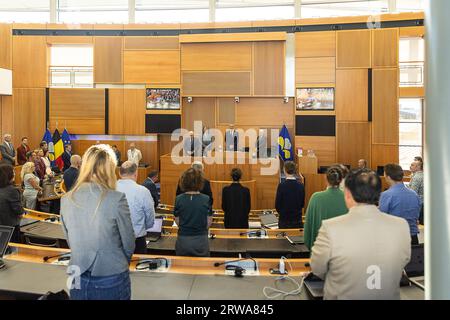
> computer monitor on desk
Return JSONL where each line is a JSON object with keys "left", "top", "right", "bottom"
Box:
{"left": 0, "top": 225, "right": 14, "bottom": 269}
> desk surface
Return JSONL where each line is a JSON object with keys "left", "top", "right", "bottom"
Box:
{"left": 0, "top": 260, "right": 423, "bottom": 300}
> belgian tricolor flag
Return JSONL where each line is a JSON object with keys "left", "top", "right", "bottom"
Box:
{"left": 53, "top": 129, "right": 64, "bottom": 170}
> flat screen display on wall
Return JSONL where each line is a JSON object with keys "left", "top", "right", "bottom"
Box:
{"left": 146, "top": 88, "right": 180, "bottom": 110}
{"left": 296, "top": 88, "right": 334, "bottom": 111}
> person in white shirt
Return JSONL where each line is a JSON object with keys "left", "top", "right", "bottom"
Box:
{"left": 116, "top": 161, "right": 154, "bottom": 254}
{"left": 127, "top": 143, "right": 142, "bottom": 166}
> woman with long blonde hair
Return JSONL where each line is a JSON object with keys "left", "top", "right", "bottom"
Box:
{"left": 61, "top": 144, "right": 135, "bottom": 300}
{"left": 21, "top": 161, "right": 42, "bottom": 209}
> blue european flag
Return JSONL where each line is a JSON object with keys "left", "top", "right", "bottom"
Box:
{"left": 278, "top": 125, "right": 293, "bottom": 162}
{"left": 62, "top": 128, "right": 71, "bottom": 146}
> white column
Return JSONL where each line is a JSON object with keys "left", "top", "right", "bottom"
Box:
{"left": 50, "top": 0, "right": 57, "bottom": 23}
{"left": 294, "top": 0, "right": 302, "bottom": 19}
{"left": 129, "top": 0, "right": 136, "bottom": 24}
{"left": 424, "top": 0, "right": 450, "bottom": 300}
{"left": 209, "top": 0, "right": 216, "bottom": 22}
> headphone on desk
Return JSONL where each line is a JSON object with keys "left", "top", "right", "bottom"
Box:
{"left": 225, "top": 265, "right": 245, "bottom": 277}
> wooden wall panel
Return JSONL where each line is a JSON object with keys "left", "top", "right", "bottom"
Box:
{"left": 108, "top": 89, "right": 124, "bottom": 134}
{"left": 124, "top": 36, "right": 179, "bottom": 50}
{"left": 181, "top": 42, "right": 252, "bottom": 71}
{"left": 337, "top": 122, "right": 371, "bottom": 168}
{"left": 0, "top": 24, "right": 12, "bottom": 69}
{"left": 336, "top": 69, "right": 368, "bottom": 122}
{"left": 372, "top": 28, "right": 399, "bottom": 68}
{"left": 182, "top": 72, "right": 251, "bottom": 96}
{"left": 49, "top": 88, "right": 105, "bottom": 134}
{"left": 236, "top": 98, "right": 294, "bottom": 128}
{"left": 94, "top": 37, "right": 123, "bottom": 83}
{"left": 12, "top": 89, "right": 46, "bottom": 151}
{"left": 217, "top": 98, "right": 235, "bottom": 125}
{"left": 295, "top": 136, "right": 336, "bottom": 167}
{"left": 253, "top": 41, "right": 285, "bottom": 96}
{"left": 372, "top": 68, "right": 399, "bottom": 144}
{"left": 182, "top": 97, "right": 216, "bottom": 131}
{"left": 124, "top": 50, "right": 180, "bottom": 84}
{"left": 12, "top": 36, "right": 47, "bottom": 88}
{"left": 179, "top": 32, "right": 286, "bottom": 43}
{"left": 304, "top": 173, "right": 328, "bottom": 209}
{"left": 371, "top": 144, "right": 399, "bottom": 170}
{"left": 123, "top": 89, "right": 146, "bottom": 135}
{"left": 337, "top": 30, "right": 371, "bottom": 68}
{"left": 295, "top": 31, "right": 336, "bottom": 58}
{"left": 1, "top": 96, "right": 13, "bottom": 142}
{"left": 296, "top": 57, "right": 335, "bottom": 85}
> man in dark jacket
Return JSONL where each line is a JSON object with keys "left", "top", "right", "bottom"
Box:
{"left": 142, "top": 170, "right": 160, "bottom": 210}
{"left": 222, "top": 168, "right": 250, "bottom": 229}
{"left": 63, "top": 155, "right": 81, "bottom": 191}
{"left": 62, "top": 144, "right": 72, "bottom": 172}
{"left": 275, "top": 161, "right": 305, "bottom": 229}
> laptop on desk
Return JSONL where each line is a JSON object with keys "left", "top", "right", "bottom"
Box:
{"left": 0, "top": 225, "right": 14, "bottom": 270}
{"left": 146, "top": 217, "right": 163, "bottom": 242}
{"left": 260, "top": 214, "right": 278, "bottom": 229}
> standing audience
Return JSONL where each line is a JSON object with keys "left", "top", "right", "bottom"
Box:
{"left": 174, "top": 168, "right": 212, "bottom": 257}
{"left": 127, "top": 143, "right": 142, "bottom": 166}
{"left": 34, "top": 149, "right": 47, "bottom": 181}
{"left": 117, "top": 161, "right": 155, "bottom": 254}
{"left": 142, "top": 170, "right": 160, "bottom": 210}
{"left": 379, "top": 164, "right": 421, "bottom": 245}
{"left": 61, "top": 144, "right": 135, "bottom": 300}
{"left": 275, "top": 161, "right": 305, "bottom": 228}
{"left": 222, "top": 168, "right": 251, "bottom": 229}
{"left": 63, "top": 155, "right": 81, "bottom": 191}
{"left": 112, "top": 145, "right": 121, "bottom": 166}
{"left": 0, "top": 164, "right": 23, "bottom": 242}
{"left": 1, "top": 134, "right": 16, "bottom": 165}
{"left": 176, "top": 161, "right": 213, "bottom": 209}
{"left": 311, "top": 169, "right": 411, "bottom": 300}
{"left": 21, "top": 162, "right": 42, "bottom": 209}
{"left": 409, "top": 158, "right": 424, "bottom": 224}
{"left": 357, "top": 159, "right": 368, "bottom": 170}
{"left": 62, "top": 144, "right": 72, "bottom": 171}
{"left": 16, "top": 137, "right": 30, "bottom": 165}
{"left": 304, "top": 166, "right": 348, "bottom": 250}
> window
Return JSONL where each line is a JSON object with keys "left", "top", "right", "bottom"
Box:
{"left": 396, "top": 0, "right": 424, "bottom": 12}
{"left": 49, "top": 45, "right": 94, "bottom": 88}
{"left": 399, "top": 37, "right": 425, "bottom": 87}
{"left": 399, "top": 98, "right": 423, "bottom": 169}
{"left": 135, "top": 0, "right": 209, "bottom": 23}
{"left": 0, "top": 0, "right": 49, "bottom": 23}
{"left": 301, "top": 0, "right": 388, "bottom": 18}
{"left": 216, "top": 1, "right": 294, "bottom": 21}
{"left": 58, "top": 0, "right": 129, "bottom": 23}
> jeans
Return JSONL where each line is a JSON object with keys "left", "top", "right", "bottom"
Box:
{"left": 70, "top": 270, "right": 131, "bottom": 300}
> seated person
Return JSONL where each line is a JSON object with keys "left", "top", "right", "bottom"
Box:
{"left": 222, "top": 168, "right": 251, "bottom": 229}
{"left": 311, "top": 169, "right": 411, "bottom": 300}
{"left": 275, "top": 161, "right": 305, "bottom": 228}
{"left": 174, "top": 168, "right": 212, "bottom": 257}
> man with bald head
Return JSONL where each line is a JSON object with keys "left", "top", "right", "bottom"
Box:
{"left": 1, "top": 134, "right": 16, "bottom": 165}
{"left": 63, "top": 154, "right": 82, "bottom": 191}
{"left": 127, "top": 143, "right": 142, "bottom": 166}
{"left": 117, "top": 161, "right": 155, "bottom": 254}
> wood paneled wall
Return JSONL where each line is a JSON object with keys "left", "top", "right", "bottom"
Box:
{"left": 94, "top": 37, "right": 123, "bottom": 83}
{"left": 0, "top": 24, "right": 12, "bottom": 69}
{"left": 12, "top": 36, "right": 47, "bottom": 88}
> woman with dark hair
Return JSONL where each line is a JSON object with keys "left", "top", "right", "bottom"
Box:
{"left": 222, "top": 168, "right": 251, "bottom": 229}
{"left": 304, "top": 166, "right": 348, "bottom": 250}
{"left": 0, "top": 164, "right": 24, "bottom": 242}
{"left": 174, "top": 168, "right": 212, "bottom": 257}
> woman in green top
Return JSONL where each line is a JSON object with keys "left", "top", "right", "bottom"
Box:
{"left": 304, "top": 166, "right": 348, "bottom": 251}
{"left": 174, "top": 168, "right": 212, "bottom": 257}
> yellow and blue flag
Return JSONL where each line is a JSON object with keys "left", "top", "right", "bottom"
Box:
{"left": 278, "top": 125, "right": 293, "bottom": 161}
{"left": 42, "top": 129, "right": 55, "bottom": 162}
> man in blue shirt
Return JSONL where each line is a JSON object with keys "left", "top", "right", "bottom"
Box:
{"left": 379, "top": 164, "right": 421, "bottom": 245}
{"left": 117, "top": 161, "right": 155, "bottom": 254}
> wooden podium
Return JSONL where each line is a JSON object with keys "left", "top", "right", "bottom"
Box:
{"left": 298, "top": 156, "right": 318, "bottom": 174}
{"left": 159, "top": 152, "right": 280, "bottom": 210}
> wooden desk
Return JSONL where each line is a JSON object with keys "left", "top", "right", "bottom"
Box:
{"left": 160, "top": 152, "right": 280, "bottom": 209}
{"left": 298, "top": 156, "right": 318, "bottom": 174}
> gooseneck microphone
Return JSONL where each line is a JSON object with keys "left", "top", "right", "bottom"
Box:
{"left": 214, "top": 257, "right": 258, "bottom": 271}
{"left": 43, "top": 253, "right": 71, "bottom": 262}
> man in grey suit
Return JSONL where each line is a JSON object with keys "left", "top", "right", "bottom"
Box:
{"left": 310, "top": 169, "right": 411, "bottom": 300}
{"left": 0, "top": 134, "right": 16, "bottom": 165}
{"left": 225, "top": 124, "right": 240, "bottom": 151}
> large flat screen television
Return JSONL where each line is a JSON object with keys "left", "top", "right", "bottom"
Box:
{"left": 296, "top": 87, "right": 334, "bottom": 111}
{"left": 146, "top": 88, "right": 180, "bottom": 110}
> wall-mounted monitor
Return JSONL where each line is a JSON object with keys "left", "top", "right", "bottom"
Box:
{"left": 145, "top": 114, "right": 181, "bottom": 134}
{"left": 296, "top": 87, "right": 334, "bottom": 111}
{"left": 146, "top": 88, "right": 180, "bottom": 110}
{"left": 0, "top": 68, "right": 12, "bottom": 95}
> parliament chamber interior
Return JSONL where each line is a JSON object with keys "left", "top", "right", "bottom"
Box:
{"left": 0, "top": 0, "right": 448, "bottom": 304}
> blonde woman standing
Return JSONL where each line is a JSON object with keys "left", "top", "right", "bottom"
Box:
{"left": 61, "top": 144, "right": 135, "bottom": 300}
{"left": 21, "top": 162, "right": 42, "bottom": 209}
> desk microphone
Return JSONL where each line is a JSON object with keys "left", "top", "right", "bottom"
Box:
{"left": 239, "top": 229, "right": 267, "bottom": 237}
{"left": 43, "top": 253, "right": 71, "bottom": 262}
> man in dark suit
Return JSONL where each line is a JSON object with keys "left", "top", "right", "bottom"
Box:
{"left": 0, "top": 134, "right": 16, "bottom": 165}
{"left": 275, "top": 161, "right": 305, "bottom": 229}
{"left": 222, "top": 168, "right": 250, "bottom": 229}
{"left": 176, "top": 161, "right": 213, "bottom": 209}
{"left": 225, "top": 125, "right": 240, "bottom": 151}
{"left": 63, "top": 154, "right": 81, "bottom": 191}
{"left": 142, "top": 170, "right": 159, "bottom": 210}
{"left": 62, "top": 144, "right": 72, "bottom": 171}
{"left": 16, "top": 137, "right": 30, "bottom": 165}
